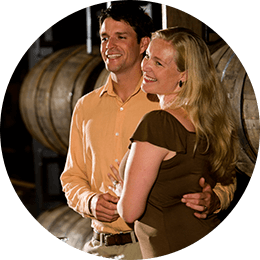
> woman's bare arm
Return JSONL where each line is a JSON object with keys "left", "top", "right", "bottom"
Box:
{"left": 117, "top": 141, "right": 169, "bottom": 223}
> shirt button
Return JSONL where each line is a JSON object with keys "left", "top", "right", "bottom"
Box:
{"left": 115, "top": 132, "right": 119, "bottom": 136}
{"left": 115, "top": 159, "right": 119, "bottom": 163}
{"left": 120, "top": 107, "right": 124, "bottom": 111}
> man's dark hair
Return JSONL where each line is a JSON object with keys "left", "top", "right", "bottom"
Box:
{"left": 99, "top": 1, "right": 155, "bottom": 43}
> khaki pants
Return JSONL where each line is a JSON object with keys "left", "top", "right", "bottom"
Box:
{"left": 83, "top": 237, "right": 142, "bottom": 259}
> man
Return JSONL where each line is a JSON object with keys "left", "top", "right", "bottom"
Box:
{"left": 61, "top": 2, "right": 236, "bottom": 259}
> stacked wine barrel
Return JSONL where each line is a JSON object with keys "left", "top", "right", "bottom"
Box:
{"left": 19, "top": 45, "right": 109, "bottom": 156}
{"left": 37, "top": 204, "right": 92, "bottom": 250}
{"left": 211, "top": 45, "right": 259, "bottom": 176}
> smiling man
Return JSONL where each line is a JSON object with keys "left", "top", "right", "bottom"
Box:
{"left": 100, "top": 18, "right": 143, "bottom": 74}
{"left": 99, "top": 16, "right": 149, "bottom": 102}
{"left": 61, "top": 3, "right": 157, "bottom": 258}
{"left": 60, "top": 2, "right": 236, "bottom": 259}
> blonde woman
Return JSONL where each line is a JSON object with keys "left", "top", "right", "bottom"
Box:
{"left": 108, "top": 27, "right": 238, "bottom": 258}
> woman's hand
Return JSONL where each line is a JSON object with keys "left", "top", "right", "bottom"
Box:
{"left": 108, "top": 164, "right": 124, "bottom": 197}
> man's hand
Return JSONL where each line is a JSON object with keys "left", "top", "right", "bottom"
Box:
{"left": 90, "top": 192, "right": 119, "bottom": 222}
{"left": 181, "top": 177, "right": 220, "bottom": 219}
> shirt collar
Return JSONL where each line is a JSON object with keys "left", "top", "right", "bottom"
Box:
{"left": 99, "top": 74, "right": 143, "bottom": 98}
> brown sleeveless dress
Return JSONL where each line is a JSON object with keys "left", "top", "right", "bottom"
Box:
{"left": 128, "top": 110, "right": 220, "bottom": 258}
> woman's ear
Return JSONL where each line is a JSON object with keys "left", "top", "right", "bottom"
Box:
{"left": 180, "top": 70, "right": 188, "bottom": 83}
{"left": 140, "top": 37, "right": 150, "bottom": 55}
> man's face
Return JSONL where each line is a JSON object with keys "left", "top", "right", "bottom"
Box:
{"left": 99, "top": 17, "right": 144, "bottom": 75}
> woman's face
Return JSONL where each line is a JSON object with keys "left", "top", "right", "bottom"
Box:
{"left": 141, "top": 38, "right": 184, "bottom": 95}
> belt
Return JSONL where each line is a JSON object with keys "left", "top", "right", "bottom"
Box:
{"left": 93, "top": 230, "right": 138, "bottom": 246}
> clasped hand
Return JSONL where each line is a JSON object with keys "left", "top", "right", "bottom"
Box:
{"left": 89, "top": 165, "right": 123, "bottom": 223}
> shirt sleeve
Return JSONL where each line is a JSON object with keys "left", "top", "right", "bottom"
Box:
{"left": 130, "top": 110, "right": 186, "bottom": 153}
{"left": 60, "top": 99, "right": 96, "bottom": 219}
{"left": 213, "top": 177, "right": 237, "bottom": 212}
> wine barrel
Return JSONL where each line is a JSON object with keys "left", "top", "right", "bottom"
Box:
{"left": 94, "top": 68, "right": 110, "bottom": 90}
{"left": 37, "top": 204, "right": 93, "bottom": 250}
{"left": 19, "top": 45, "right": 105, "bottom": 156}
{"left": 211, "top": 45, "right": 259, "bottom": 176}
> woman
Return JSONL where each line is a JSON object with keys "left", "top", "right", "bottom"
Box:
{"left": 108, "top": 27, "right": 238, "bottom": 258}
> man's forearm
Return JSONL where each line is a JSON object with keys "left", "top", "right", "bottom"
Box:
{"left": 213, "top": 177, "right": 237, "bottom": 212}
{"left": 61, "top": 173, "right": 96, "bottom": 218}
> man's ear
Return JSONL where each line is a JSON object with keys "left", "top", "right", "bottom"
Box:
{"left": 139, "top": 37, "right": 150, "bottom": 55}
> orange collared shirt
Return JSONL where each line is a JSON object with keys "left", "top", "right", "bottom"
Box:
{"left": 61, "top": 75, "right": 159, "bottom": 233}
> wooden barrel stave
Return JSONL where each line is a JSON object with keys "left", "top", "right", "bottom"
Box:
{"left": 47, "top": 209, "right": 82, "bottom": 238}
{"left": 72, "top": 55, "right": 103, "bottom": 108}
{"left": 37, "top": 204, "right": 71, "bottom": 229}
{"left": 35, "top": 46, "right": 87, "bottom": 155}
{"left": 94, "top": 68, "right": 110, "bottom": 90}
{"left": 211, "top": 45, "right": 259, "bottom": 176}
{"left": 37, "top": 204, "right": 93, "bottom": 251}
{"left": 50, "top": 52, "right": 97, "bottom": 148}
{"left": 65, "top": 217, "right": 93, "bottom": 250}
{"left": 243, "top": 75, "right": 259, "bottom": 153}
{"left": 211, "top": 44, "right": 229, "bottom": 68}
{"left": 19, "top": 49, "right": 68, "bottom": 152}
{"left": 19, "top": 45, "right": 105, "bottom": 156}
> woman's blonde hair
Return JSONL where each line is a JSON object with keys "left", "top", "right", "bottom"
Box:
{"left": 152, "top": 27, "right": 238, "bottom": 185}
